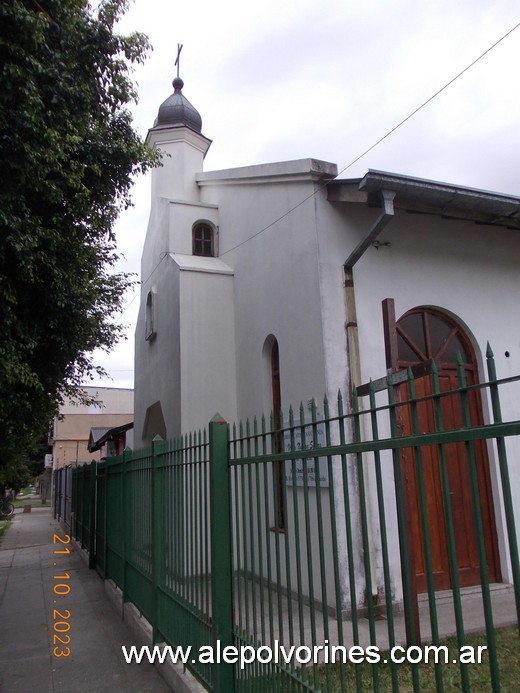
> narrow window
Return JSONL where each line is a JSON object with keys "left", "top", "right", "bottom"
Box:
{"left": 271, "top": 339, "right": 285, "bottom": 530}
{"left": 192, "top": 223, "right": 214, "bottom": 257}
{"left": 145, "top": 290, "right": 156, "bottom": 341}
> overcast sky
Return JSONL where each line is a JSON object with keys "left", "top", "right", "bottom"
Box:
{"left": 86, "top": 0, "right": 520, "bottom": 390}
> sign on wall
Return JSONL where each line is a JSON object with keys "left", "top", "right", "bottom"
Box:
{"left": 283, "top": 417, "right": 329, "bottom": 487}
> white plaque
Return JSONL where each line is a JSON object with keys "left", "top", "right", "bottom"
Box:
{"left": 283, "top": 418, "right": 329, "bottom": 487}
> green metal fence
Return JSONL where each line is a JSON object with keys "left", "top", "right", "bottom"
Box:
{"left": 54, "top": 463, "right": 72, "bottom": 529}
{"left": 71, "top": 346, "right": 520, "bottom": 692}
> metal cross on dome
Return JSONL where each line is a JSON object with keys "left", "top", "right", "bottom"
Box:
{"left": 175, "top": 43, "right": 183, "bottom": 78}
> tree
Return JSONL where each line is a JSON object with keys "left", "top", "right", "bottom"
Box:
{"left": 0, "top": 0, "right": 158, "bottom": 465}
{"left": 0, "top": 461, "right": 31, "bottom": 497}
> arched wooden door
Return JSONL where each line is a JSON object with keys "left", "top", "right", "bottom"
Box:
{"left": 383, "top": 301, "right": 501, "bottom": 592}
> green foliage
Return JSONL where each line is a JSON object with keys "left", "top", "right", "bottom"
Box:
{"left": 0, "top": 520, "right": 11, "bottom": 539}
{"left": 317, "top": 626, "right": 520, "bottom": 692}
{"left": 0, "top": 0, "right": 159, "bottom": 465}
{"left": 0, "top": 461, "right": 31, "bottom": 495}
{"left": 26, "top": 456, "right": 45, "bottom": 479}
{"left": 25, "top": 435, "right": 50, "bottom": 478}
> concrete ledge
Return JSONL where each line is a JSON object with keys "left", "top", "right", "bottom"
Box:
{"left": 104, "top": 579, "right": 206, "bottom": 693}
{"left": 70, "top": 537, "right": 206, "bottom": 692}
{"left": 71, "top": 537, "right": 89, "bottom": 566}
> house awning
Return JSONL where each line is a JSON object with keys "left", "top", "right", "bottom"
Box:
{"left": 87, "top": 422, "right": 134, "bottom": 453}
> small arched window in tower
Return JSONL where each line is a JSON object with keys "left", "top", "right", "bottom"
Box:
{"left": 192, "top": 223, "right": 215, "bottom": 257}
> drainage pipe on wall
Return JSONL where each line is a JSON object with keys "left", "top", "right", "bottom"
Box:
{"left": 343, "top": 189, "right": 395, "bottom": 600}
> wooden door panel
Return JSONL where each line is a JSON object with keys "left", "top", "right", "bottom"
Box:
{"left": 400, "top": 371, "right": 500, "bottom": 591}
{"left": 383, "top": 301, "right": 502, "bottom": 593}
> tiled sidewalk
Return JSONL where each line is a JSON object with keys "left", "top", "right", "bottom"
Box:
{"left": 0, "top": 507, "right": 171, "bottom": 692}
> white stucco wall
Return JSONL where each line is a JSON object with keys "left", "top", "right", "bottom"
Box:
{"left": 177, "top": 255, "right": 237, "bottom": 432}
{"left": 198, "top": 162, "right": 338, "bottom": 422}
{"left": 134, "top": 257, "right": 181, "bottom": 444}
{"left": 196, "top": 162, "right": 348, "bottom": 611}
{"left": 169, "top": 200, "right": 219, "bottom": 255}
{"left": 317, "top": 201, "right": 520, "bottom": 595}
{"left": 148, "top": 128, "right": 211, "bottom": 202}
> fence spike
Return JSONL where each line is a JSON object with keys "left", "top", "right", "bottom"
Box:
{"left": 337, "top": 389, "right": 344, "bottom": 418}
{"left": 432, "top": 359, "right": 440, "bottom": 395}
{"left": 352, "top": 386, "right": 359, "bottom": 413}
{"left": 486, "top": 342, "right": 494, "bottom": 359}
{"left": 311, "top": 397, "right": 317, "bottom": 422}
{"left": 323, "top": 394, "right": 330, "bottom": 420}
{"left": 457, "top": 352, "right": 467, "bottom": 388}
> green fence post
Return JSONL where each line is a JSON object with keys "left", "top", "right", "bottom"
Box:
{"left": 89, "top": 462, "right": 97, "bottom": 569}
{"left": 103, "top": 462, "right": 108, "bottom": 579}
{"left": 152, "top": 435, "right": 165, "bottom": 644}
{"left": 71, "top": 468, "right": 77, "bottom": 538}
{"left": 486, "top": 344, "right": 520, "bottom": 632}
{"left": 122, "top": 446, "right": 131, "bottom": 607}
{"left": 386, "top": 375, "right": 420, "bottom": 652}
{"left": 209, "top": 413, "right": 235, "bottom": 693}
{"left": 78, "top": 466, "right": 83, "bottom": 545}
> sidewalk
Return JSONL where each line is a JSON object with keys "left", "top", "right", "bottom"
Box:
{"left": 0, "top": 507, "right": 171, "bottom": 692}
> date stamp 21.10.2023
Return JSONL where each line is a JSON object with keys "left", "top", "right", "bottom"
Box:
{"left": 52, "top": 532, "right": 72, "bottom": 658}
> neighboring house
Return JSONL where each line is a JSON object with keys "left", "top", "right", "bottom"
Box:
{"left": 87, "top": 422, "right": 134, "bottom": 459}
{"left": 50, "top": 387, "right": 133, "bottom": 469}
{"left": 134, "top": 73, "right": 520, "bottom": 605}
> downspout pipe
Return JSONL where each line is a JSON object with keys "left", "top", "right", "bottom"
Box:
{"left": 344, "top": 189, "right": 396, "bottom": 271}
{"left": 343, "top": 189, "right": 395, "bottom": 600}
{"left": 343, "top": 188, "right": 395, "bottom": 391}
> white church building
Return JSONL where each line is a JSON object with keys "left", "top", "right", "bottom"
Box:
{"left": 134, "top": 73, "right": 520, "bottom": 603}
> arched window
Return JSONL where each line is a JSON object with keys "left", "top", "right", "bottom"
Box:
{"left": 396, "top": 307, "right": 474, "bottom": 368}
{"left": 192, "top": 223, "right": 215, "bottom": 257}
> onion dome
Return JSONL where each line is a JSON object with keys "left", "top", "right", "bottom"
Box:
{"left": 154, "top": 77, "right": 202, "bottom": 133}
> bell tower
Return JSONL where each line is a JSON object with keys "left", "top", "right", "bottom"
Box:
{"left": 146, "top": 56, "right": 211, "bottom": 201}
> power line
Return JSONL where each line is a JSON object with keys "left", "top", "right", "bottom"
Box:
{"left": 336, "top": 19, "right": 520, "bottom": 176}
{"left": 219, "top": 19, "right": 520, "bottom": 257}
